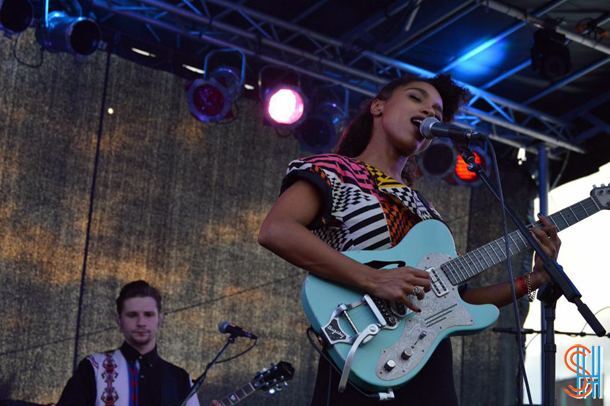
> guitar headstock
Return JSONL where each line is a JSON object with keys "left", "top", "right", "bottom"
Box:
{"left": 251, "top": 361, "right": 295, "bottom": 394}
{"left": 591, "top": 184, "right": 610, "bottom": 210}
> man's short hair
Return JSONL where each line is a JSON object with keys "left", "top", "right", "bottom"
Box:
{"left": 116, "top": 280, "right": 162, "bottom": 315}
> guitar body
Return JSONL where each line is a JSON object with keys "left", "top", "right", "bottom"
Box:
{"left": 302, "top": 219, "right": 499, "bottom": 392}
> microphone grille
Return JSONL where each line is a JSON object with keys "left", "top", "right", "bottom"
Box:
{"left": 218, "top": 321, "right": 230, "bottom": 333}
{"left": 420, "top": 117, "right": 439, "bottom": 140}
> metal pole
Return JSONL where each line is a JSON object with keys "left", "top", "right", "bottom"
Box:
{"left": 537, "top": 144, "right": 549, "bottom": 405}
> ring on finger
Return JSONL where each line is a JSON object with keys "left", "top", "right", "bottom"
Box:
{"left": 412, "top": 286, "right": 421, "bottom": 296}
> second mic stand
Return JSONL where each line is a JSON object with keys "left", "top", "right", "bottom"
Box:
{"left": 179, "top": 334, "right": 237, "bottom": 406}
{"left": 457, "top": 142, "right": 606, "bottom": 406}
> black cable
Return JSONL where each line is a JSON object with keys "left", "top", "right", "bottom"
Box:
{"left": 166, "top": 272, "right": 301, "bottom": 315}
{"left": 305, "top": 327, "right": 384, "bottom": 401}
{"left": 485, "top": 138, "right": 533, "bottom": 405}
{"left": 12, "top": 33, "right": 44, "bottom": 68}
{"left": 216, "top": 339, "right": 257, "bottom": 364}
{"left": 72, "top": 48, "right": 112, "bottom": 373}
{"left": 1, "top": 273, "right": 301, "bottom": 358}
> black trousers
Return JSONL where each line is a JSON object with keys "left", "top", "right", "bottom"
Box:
{"left": 310, "top": 338, "right": 459, "bottom": 406}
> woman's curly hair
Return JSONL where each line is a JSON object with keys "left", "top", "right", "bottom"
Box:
{"left": 335, "top": 74, "right": 472, "bottom": 185}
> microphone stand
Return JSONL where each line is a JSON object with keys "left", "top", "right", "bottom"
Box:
{"left": 179, "top": 334, "right": 237, "bottom": 406}
{"left": 456, "top": 141, "right": 606, "bottom": 406}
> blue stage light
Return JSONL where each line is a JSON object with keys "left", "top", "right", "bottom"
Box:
{"left": 451, "top": 40, "right": 506, "bottom": 78}
{"left": 186, "top": 49, "right": 245, "bottom": 123}
{"left": 35, "top": 11, "right": 100, "bottom": 56}
{"left": 0, "top": 0, "right": 33, "bottom": 34}
{"left": 295, "top": 102, "right": 346, "bottom": 153}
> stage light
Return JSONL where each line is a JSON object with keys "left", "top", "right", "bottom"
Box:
{"left": 417, "top": 140, "right": 489, "bottom": 187}
{"left": 186, "top": 78, "right": 231, "bottom": 122}
{"left": 452, "top": 146, "right": 490, "bottom": 187}
{"left": 295, "top": 102, "right": 346, "bottom": 153}
{"left": 264, "top": 85, "right": 307, "bottom": 127}
{"left": 259, "top": 66, "right": 308, "bottom": 129}
{"left": 417, "top": 139, "right": 457, "bottom": 180}
{"left": 0, "top": 0, "right": 33, "bottom": 34}
{"left": 531, "top": 28, "right": 571, "bottom": 80}
{"left": 35, "top": 11, "right": 101, "bottom": 56}
{"left": 186, "top": 49, "right": 245, "bottom": 123}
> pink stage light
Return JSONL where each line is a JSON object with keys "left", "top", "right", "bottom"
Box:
{"left": 266, "top": 87, "right": 305, "bottom": 125}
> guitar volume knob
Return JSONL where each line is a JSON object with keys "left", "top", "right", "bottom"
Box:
{"left": 384, "top": 360, "right": 396, "bottom": 371}
{"left": 401, "top": 349, "right": 413, "bottom": 360}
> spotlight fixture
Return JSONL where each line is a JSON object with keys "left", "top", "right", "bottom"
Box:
{"left": 531, "top": 28, "right": 572, "bottom": 80}
{"left": 0, "top": 0, "right": 33, "bottom": 34}
{"left": 452, "top": 146, "right": 490, "bottom": 187}
{"left": 186, "top": 49, "right": 245, "bottom": 123}
{"left": 417, "top": 139, "right": 457, "bottom": 180}
{"left": 295, "top": 102, "right": 346, "bottom": 153}
{"left": 35, "top": 11, "right": 101, "bottom": 56}
{"left": 265, "top": 85, "right": 307, "bottom": 127}
{"left": 259, "top": 66, "right": 308, "bottom": 129}
{"left": 416, "top": 140, "right": 489, "bottom": 187}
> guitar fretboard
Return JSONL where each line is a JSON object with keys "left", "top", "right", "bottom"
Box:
{"left": 219, "top": 382, "right": 257, "bottom": 406}
{"left": 441, "top": 196, "right": 601, "bottom": 285}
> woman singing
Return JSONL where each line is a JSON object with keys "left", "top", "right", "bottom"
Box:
{"left": 258, "top": 74, "right": 560, "bottom": 405}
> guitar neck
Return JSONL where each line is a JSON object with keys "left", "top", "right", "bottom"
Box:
{"left": 218, "top": 382, "right": 258, "bottom": 406}
{"left": 442, "top": 196, "right": 602, "bottom": 285}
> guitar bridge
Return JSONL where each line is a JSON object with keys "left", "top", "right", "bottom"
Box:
{"left": 321, "top": 294, "right": 387, "bottom": 346}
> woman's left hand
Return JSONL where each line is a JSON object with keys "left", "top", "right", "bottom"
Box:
{"left": 530, "top": 214, "right": 561, "bottom": 287}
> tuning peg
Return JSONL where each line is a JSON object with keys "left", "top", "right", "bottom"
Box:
{"left": 268, "top": 388, "right": 276, "bottom": 395}
{"left": 275, "top": 384, "right": 283, "bottom": 392}
{"left": 284, "top": 382, "right": 289, "bottom": 387}
{"left": 261, "top": 367, "right": 268, "bottom": 373}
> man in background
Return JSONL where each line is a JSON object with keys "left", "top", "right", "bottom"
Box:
{"left": 57, "top": 280, "right": 217, "bottom": 406}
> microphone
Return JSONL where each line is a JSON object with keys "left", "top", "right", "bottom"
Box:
{"left": 218, "top": 321, "right": 258, "bottom": 339}
{"left": 419, "top": 117, "right": 486, "bottom": 142}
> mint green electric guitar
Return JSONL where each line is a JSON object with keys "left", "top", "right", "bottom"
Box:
{"left": 302, "top": 185, "right": 610, "bottom": 393}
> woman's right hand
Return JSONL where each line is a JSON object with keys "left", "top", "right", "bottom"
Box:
{"left": 363, "top": 266, "right": 431, "bottom": 312}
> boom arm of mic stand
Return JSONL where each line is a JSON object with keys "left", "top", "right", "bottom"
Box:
{"left": 457, "top": 145, "right": 606, "bottom": 337}
{"left": 179, "top": 335, "right": 236, "bottom": 406}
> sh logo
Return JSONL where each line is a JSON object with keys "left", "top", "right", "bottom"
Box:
{"left": 564, "top": 344, "right": 603, "bottom": 399}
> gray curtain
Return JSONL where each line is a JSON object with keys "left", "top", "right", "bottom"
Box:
{"left": 0, "top": 31, "right": 535, "bottom": 405}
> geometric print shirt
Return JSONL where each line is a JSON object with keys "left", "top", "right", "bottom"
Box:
{"left": 280, "top": 153, "right": 442, "bottom": 253}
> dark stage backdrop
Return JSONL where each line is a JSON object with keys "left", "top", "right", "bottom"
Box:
{"left": 0, "top": 32, "right": 536, "bottom": 406}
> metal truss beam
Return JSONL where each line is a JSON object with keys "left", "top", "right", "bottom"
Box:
{"left": 438, "top": 0, "right": 569, "bottom": 73}
{"left": 481, "top": 0, "right": 610, "bottom": 56}
{"left": 92, "top": 0, "right": 585, "bottom": 153}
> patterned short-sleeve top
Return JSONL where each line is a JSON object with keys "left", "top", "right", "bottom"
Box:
{"left": 280, "top": 154, "right": 442, "bottom": 252}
